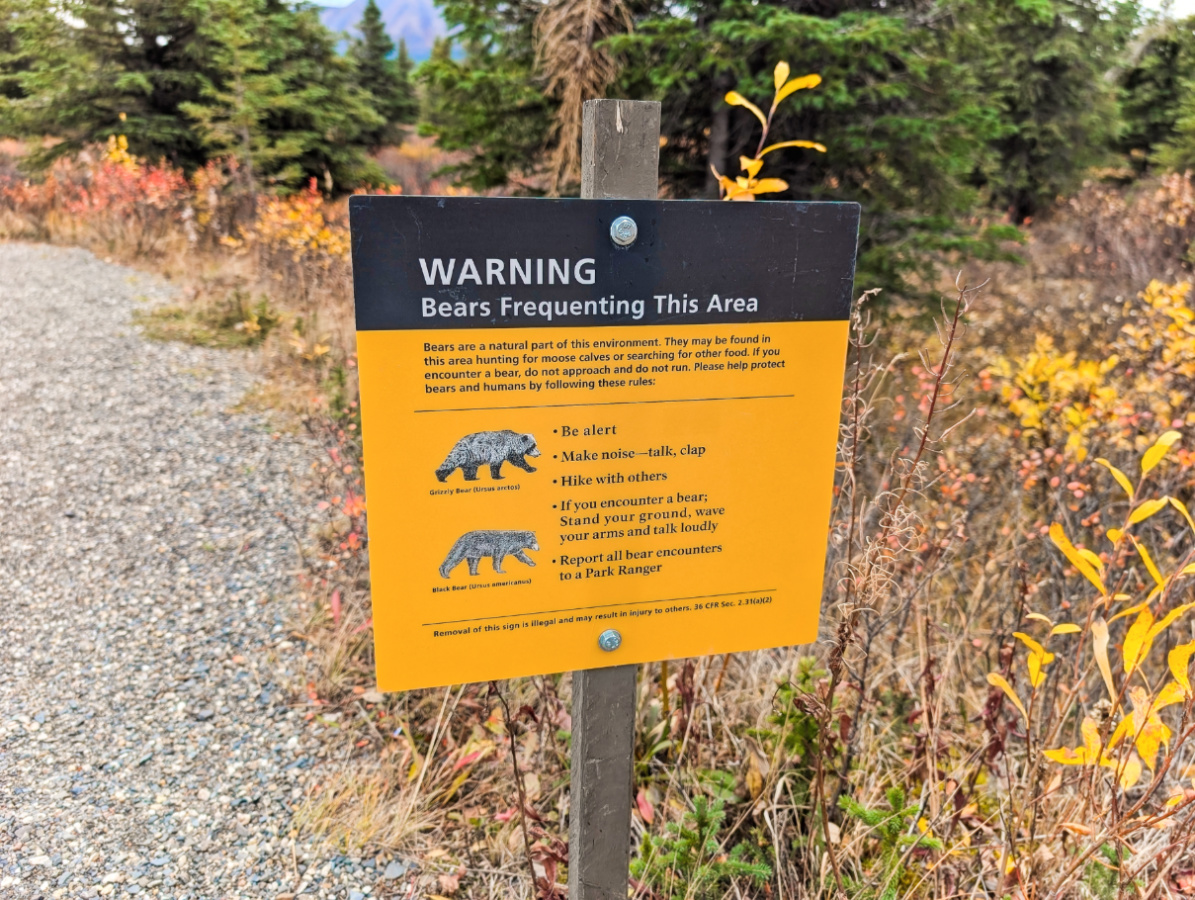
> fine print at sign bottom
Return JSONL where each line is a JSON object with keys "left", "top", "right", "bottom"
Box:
{"left": 357, "top": 319, "right": 846, "bottom": 690}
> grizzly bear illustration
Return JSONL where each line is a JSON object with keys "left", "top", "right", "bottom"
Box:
{"left": 439, "top": 530, "right": 539, "bottom": 578}
{"left": 435, "top": 430, "right": 540, "bottom": 482}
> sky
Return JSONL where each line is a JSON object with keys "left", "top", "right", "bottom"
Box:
{"left": 1147, "top": 0, "right": 1195, "bottom": 15}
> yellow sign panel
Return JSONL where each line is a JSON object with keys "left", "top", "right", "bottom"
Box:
{"left": 350, "top": 197, "right": 859, "bottom": 690}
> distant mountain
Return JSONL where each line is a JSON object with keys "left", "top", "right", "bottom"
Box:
{"left": 318, "top": 0, "right": 445, "bottom": 61}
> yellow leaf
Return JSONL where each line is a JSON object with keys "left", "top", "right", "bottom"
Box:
{"left": 1082, "top": 716, "right": 1102, "bottom": 759}
{"left": 1049, "top": 523, "right": 1107, "bottom": 594}
{"left": 1115, "top": 753, "right": 1144, "bottom": 789}
{"left": 713, "top": 173, "right": 739, "bottom": 196}
{"left": 1108, "top": 528, "right": 1124, "bottom": 544}
{"left": 1137, "top": 718, "right": 1170, "bottom": 770}
{"left": 1013, "top": 631, "right": 1056, "bottom": 687}
{"left": 1078, "top": 547, "right": 1105, "bottom": 572}
{"left": 1149, "top": 603, "right": 1195, "bottom": 642}
{"left": 1155, "top": 680, "right": 1189, "bottom": 710}
{"left": 1171, "top": 642, "right": 1195, "bottom": 699}
{"left": 987, "top": 672, "right": 1028, "bottom": 722}
{"left": 1123, "top": 605, "right": 1156, "bottom": 675}
{"left": 760, "top": 139, "right": 828, "bottom": 156}
{"left": 1026, "top": 612, "right": 1054, "bottom": 626}
{"left": 1143, "top": 430, "right": 1182, "bottom": 474}
{"left": 441, "top": 768, "right": 472, "bottom": 802}
{"left": 1108, "top": 714, "right": 1134, "bottom": 750}
{"left": 1183, "top": 562, "right": 1195, "bottom": 576}
{"left": 1046, "top": 716, "right": 1104, "bottom": 766}
{"left": 1132, "top": 537, "right": 1165, "bottom": 587}
{"left": 739, "top": 156, "right": 763, "bottom": 178}
{"left": 773, "top": 61, "right": 790, "bottom": 91}
{"left": 1110, "top": 600, "right": 1151, "bottom": 624}
{"left": 1045, "top": 747, "right": 1087, "bottom": 765}
{"left": 1096, "top": 457, "right": 1135, "bottom": 498}
{"left": 1027, "top": 651, "right": 1054, "bottom": 688}
{"left": 1013, "top": 632, "right": 1047, "bottom": 657}
{"left": 1129, "top": 497, "right": 1170, "bottom": 525}
{"left": 725, "top": 91, "right": 767, "bottom": 129}
{"left": 1171, "top": 497, "right": 1195, "bottom": 533}
{"left": 1051, "top": 623, "right": 1082, "bottom": 635}
{"left": 748, "top": 177, "right": 789, "bottom": 195}
{"left": 1092, "top": 617, "right": 1117, "bottom": 702}
{"left": 746, "top": 753, "right": 765, "bottom": 800}
{"left": 775, "top": 73, "right": 822, "bottom": 104}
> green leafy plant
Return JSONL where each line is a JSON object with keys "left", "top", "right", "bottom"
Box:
{"left": 748, "top": 655, "right": 825, "bottom": 805}
{"left": 631, "top": 796, "right": 771, "bottom": 900}
{"left": 134, "top": 289, "right": 281, "bottom": 349}
{"left": 838, "top": 788, "right": 943, "bottom": 900}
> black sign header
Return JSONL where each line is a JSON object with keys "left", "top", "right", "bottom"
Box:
{"left": 350, "top": 196, "right": 860, "bottom": 331}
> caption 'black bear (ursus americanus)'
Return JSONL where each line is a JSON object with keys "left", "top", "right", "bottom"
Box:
{"left": 439, "top": 530, "right": 539, "bottom": 578}
{"left": 435, "top": 430, "right": 541, "bottom": 482}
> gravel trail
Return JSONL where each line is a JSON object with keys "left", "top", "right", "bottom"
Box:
{"left": 0, "top": 245, "right": 375, "bottom": 899}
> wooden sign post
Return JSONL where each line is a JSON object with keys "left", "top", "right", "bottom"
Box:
{"left": 568, "top": 99, "right": 660, "bottom": 900}
{"left": 348, "top": 98, "right": 859, "bottom": 900}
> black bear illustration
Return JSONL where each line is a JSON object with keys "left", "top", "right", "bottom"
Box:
{"left": 439, "top": 530, "right": 539, "bottom": 578}
{"left": 435, "top": 430, "right": 540, "bottom": 482}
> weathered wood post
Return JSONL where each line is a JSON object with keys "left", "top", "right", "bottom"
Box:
{"left": 569, "top": 98, "right": 661, "bottom": 900}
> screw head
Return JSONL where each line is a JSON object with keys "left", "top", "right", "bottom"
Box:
{"left": 598, "top": 629, "right": 622, "bottom": 652}
{"left": 610, "top": 216, "right": 638, "bottom": 247}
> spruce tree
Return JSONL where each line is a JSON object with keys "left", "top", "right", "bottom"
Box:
{"left": 394, "top": 38, "right": 418, "bottom": 125}
{"left": 179, "top": 0, "right": 282, "bottom": 194}
{"left": 258, "top": 0, "right": 384, "bottom": 190}
{"left": 0, "top": 0, "right": 383, "bottom": 188}
{"left": 418, "top": 2, "right": 559, "bottom": 191}
{"left": 1121, "top": 16, "right": 1195, "bottom": 170}
{"left": 185, "top": 0, "right": 384, "bottom": 190}
{"left": 1154, "top": 78, "right": 1195, "bottom": 171}
{"left": 350, "top": 0, "right": 416, "bottom": 148}
{"left": 0, "top": 0, "right": 32, "bottom": 105}
{"left": 957, "top": 0, "right": 1135, "bottom": 222}
{"left": 0, "top": 0, "right": 208, "bottom": 168}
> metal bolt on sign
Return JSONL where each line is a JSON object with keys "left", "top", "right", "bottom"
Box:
{"left": 610, "top": 216, "right": 638, "bottom": 247}
{"left": 598, "top": 629, "right": 622, "bottom": 652}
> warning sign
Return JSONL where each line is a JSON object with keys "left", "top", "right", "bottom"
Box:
{"left": 350, "top": 196, "right": 859, "bottom": 690}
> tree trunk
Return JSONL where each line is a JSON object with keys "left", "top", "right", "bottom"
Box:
{"left": 704, "top": 72, "right": 732, "bottom": 197}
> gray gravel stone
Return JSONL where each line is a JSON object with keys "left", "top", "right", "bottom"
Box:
{"left": 0, "top": 245, "right": 371, "bottom": 899}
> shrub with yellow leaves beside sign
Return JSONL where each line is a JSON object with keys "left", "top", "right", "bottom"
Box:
{"left": 983, "top": 429, "right": 1195, "bottom": 891}
{"left": 711, "top": 62, "right": 826, "bottom": 201}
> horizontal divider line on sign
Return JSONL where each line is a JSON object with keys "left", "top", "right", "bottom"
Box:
{"left": 414, "top": 393, "right": 795, "bottom": 414}
{"left": 422, "top": 588, "right": 777, "bottom": 627}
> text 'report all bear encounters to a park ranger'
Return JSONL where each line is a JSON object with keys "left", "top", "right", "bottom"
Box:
{"left": 350, "top": 196, "right": 860, "bottom": 691}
